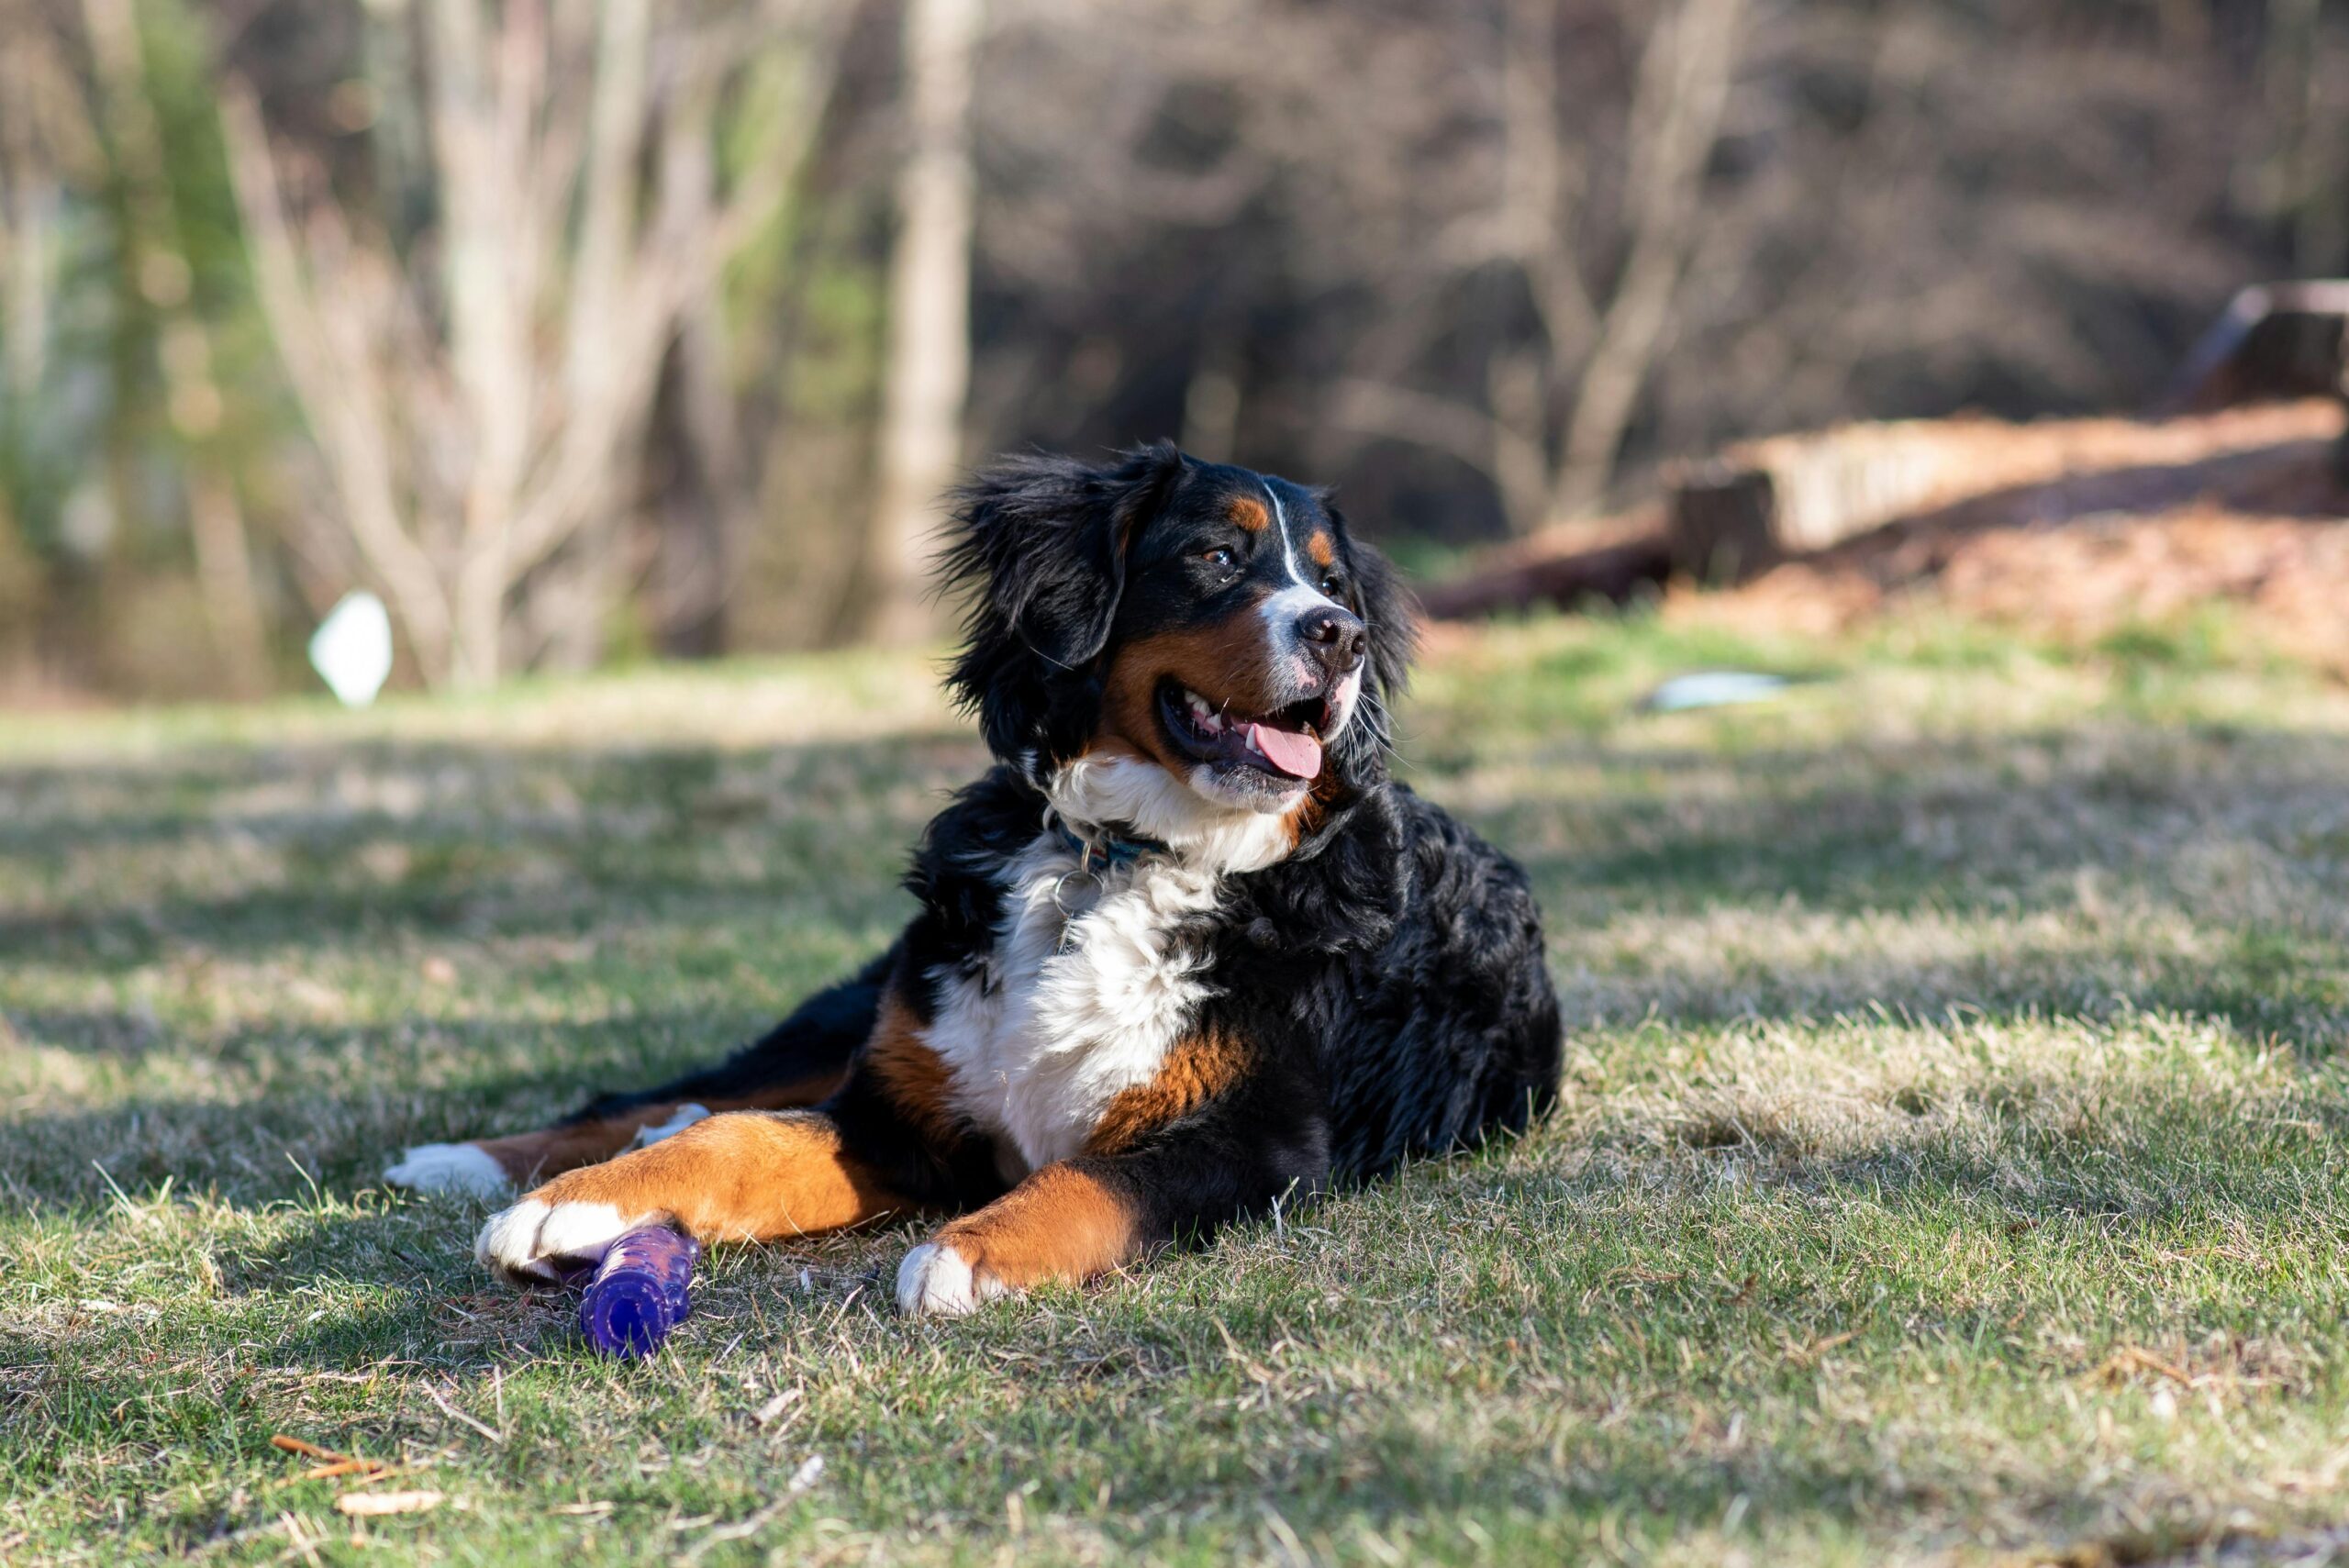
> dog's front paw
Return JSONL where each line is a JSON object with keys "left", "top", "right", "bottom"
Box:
{"left": 384, "top": 1141, "right": 513, "bottom": 1198}
{"left": 475, "top": 1190, "right": 647, "bottom": 1286}
{"left": 896, "top": 1240, "right": 1015, "bottom": 1318}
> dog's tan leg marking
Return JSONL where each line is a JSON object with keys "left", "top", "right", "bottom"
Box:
{"left": 896, "top": 1029, "right": 1256, "bottom": 1315}
{"left": 896, "top": 1162, "right": 1145, "bottom": 1317}
{"left": 475, "top": 1111, "right": 905, "bottom": 1284}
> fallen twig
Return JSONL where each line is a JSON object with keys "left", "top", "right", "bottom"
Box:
{"left": 677, "top": 1457, "right": 824, "bottom": 1564}
{"left": 424, "top": 1384, "right": 507, "bottom": 1445}
{"left": 2093, "top": 1346, "right": 2197, "bottom": 1388}
{"left": 268, "top": 1434, "right": 351, "bottom": 1464}
{"left": 269, "top": 1431, "right": 399, "bottom": 1488}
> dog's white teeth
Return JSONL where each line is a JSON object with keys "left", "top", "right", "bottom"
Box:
{"left": 1185, "top": 689, "right": 1223, "bottom": 731}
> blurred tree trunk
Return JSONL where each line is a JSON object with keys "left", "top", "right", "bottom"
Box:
{"left": 81, "top": 0, "right": 270, "bottom": 696}
{"left": 1550, "top": 0, "right": 1746, "bottom": 518}
{"left": 638, "top": 102, "right": 742, "bottom": 662}
{"left": 0, "top": 495, "right": 35, "bottom": 674}
{"left": 2260, "top": 0, "right": 2345, "bottom": 273}
{"left": 0, "top": 21, "right": 64, "bottom": 407}
{"left": 0, "top": 3, "right": 95, "bottom": 690}
{"left": 866, "top": 0, "right": 980, "bottom": 646}
{"left": 640, "top": 298, "right": 741, "bottom": 660}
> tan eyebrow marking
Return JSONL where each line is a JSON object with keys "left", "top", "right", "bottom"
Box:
{"left": 1307, "top": 531, "right": 1336, "bottom": 569}
{"left": 1228, "top": 495, "right": 1270, "bottom": 532}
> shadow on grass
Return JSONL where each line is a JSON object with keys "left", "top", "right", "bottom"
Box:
{"left": 6, "top": 722, "right": 2346, "bottom": 966}
{"left": 0, "top": 1006, "right": 819, "bottom": 1203}
{"left": 1482, "top": 724, "right": 2349, "bottom": 914}
{"left": 0, "top": 732, "right": 981, "bottom": 969}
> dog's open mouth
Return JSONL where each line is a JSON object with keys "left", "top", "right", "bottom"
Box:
{"left": 1158, "top": 681, "right": 1327, "bottom": 784}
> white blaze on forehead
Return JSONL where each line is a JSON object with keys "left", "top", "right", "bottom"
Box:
{"left": 1260, "top": 481, "right": 1336, "bottom": 600}
{"left": 1257, "top": 480, "right": 1346, "bottom": 653}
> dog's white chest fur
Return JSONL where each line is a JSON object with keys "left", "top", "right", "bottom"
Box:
{"left": 921, "top": 757, "right": 1299, "bottom": 1173}
{"left": 924, "top": 834, "right": 1220, "bottom": 1172}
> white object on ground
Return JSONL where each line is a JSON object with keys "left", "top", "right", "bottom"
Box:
{"left": 309, "top": 591, "right": 394, "bottom": 707}
{"left": 1643, "top": 671, "right": 1797, "bottom": 713}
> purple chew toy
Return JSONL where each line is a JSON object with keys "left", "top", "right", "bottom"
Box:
{"left": 574, "top": 1225, "right": 698, "bottom": 1359}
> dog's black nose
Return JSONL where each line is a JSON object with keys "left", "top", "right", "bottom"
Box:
{"left": 1297, "top": 605, "right": 1367, "bottom": 677}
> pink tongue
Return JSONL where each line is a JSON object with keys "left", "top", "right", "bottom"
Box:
{"left": 1246, "top": 721, "right": 1323, "bottom": 780}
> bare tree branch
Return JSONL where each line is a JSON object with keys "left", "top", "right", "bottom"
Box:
{"left": 220, "top": 85, "right": 458, "bottom": 684}
{"left": 870, "top": 0, "right": 985, "bottom": 645}
{"left": 1553, "top": 0, "right": 1748, "bottom": 517}
{"left": 219, "top": 1, "right": 845, "bottom": 690}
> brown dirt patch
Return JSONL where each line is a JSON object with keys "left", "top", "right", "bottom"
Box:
{"left": 1677, "top": 400, "right": 2349, "bottom": 670}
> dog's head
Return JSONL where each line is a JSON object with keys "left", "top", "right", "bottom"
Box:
{"left": 943, "top": 444, "right": 1417, "bottom": 843}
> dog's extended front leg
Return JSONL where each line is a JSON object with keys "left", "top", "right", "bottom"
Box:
{"left": 894, "top": 1105, "right": 1331, "bottom": 1317}
{"left": 475, "top": 1110, "right": 907, "bottom": 1284}
{"left": 386, "top": 958, "right": 891, "bottom": 1199}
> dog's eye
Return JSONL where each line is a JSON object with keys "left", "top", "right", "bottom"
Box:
{"left": 1200, "top": 547, "right": 1237, "bottom": 570}
{"left": 1319, "top": 573, "right": 1344, "bottom": 596}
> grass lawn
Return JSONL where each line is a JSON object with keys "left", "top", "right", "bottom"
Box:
{"left": 4, "top": 610, "right": 2348, "bottom": 1566}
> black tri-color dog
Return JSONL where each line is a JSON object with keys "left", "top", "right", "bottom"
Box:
{"left": 386, "top": 445, "right": 1562, "bottom": 1316}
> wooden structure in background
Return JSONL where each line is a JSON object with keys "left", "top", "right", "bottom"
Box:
{"left": 1428, "top": 397, "right": 2349, "bottom": 619}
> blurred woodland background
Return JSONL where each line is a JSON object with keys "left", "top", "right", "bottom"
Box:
{"left": 3, "top": 0, "right": 2348, "bottom": 701}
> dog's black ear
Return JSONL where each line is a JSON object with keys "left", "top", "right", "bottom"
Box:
{"left": 1314, "top": 517, "right": 1419, "bottom": 794}
{"left": 1348, "top": 533, "right": 1419, "bottom": 708}
{"left": 942, "top": 443, "right": 1186, "bottom": 769}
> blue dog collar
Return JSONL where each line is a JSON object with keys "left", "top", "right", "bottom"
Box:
{"left": 1053, "top": 820, "right": 1169, "bottom": 869}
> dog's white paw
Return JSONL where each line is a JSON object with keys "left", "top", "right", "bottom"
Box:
{"left": 629, "top": 1104, "right": 712, "bottom": 1150}
{"left": 896, "top": 1240, "right": 1009, "bottom": 1318}
{"left": 384, "top": 1142, "right": 512, "bottom": 1199}
{"left": 474, "top": 1197, "right": 639, "bottom": 1285}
